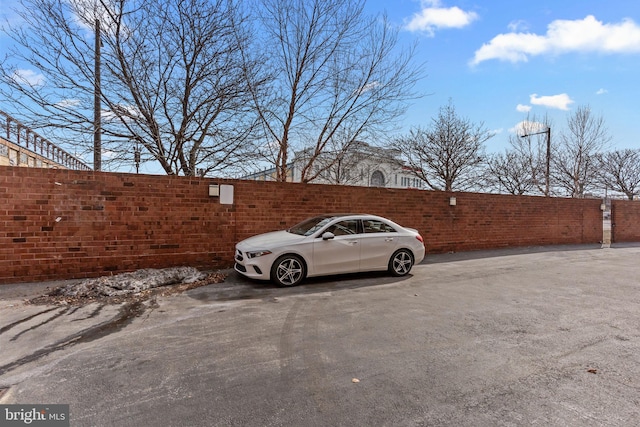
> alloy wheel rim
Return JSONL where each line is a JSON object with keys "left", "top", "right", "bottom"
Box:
{"left": 277, "top": 259, "right": 302, "bottom": 285}
{"left": 393, "top": 252, "right": 412, "bottom": 274}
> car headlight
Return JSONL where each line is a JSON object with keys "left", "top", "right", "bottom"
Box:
{"left": 246, "top": 250, "right": 272, "bottom": 259}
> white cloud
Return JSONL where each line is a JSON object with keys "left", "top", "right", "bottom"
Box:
{"left": 102, "top": 150, "right": 117, "bottom": 160}
{"left": 516, "top": 104, "right": 532, "bottom": 113}
{"left": 507, "top": 20, "right": 529, "bottom": 33}
{"left": 405, "top": 0, "right": 479, "bottom": 36}
{"left": 69, "top": 0, "right": 122, "bottom": 36}
{"left": 471, "top": 15, "right": 640, "bottom": 65}
{"left": 103, "top": 104, "right": 141, "bottom": 121}
{"left": 596, "top": 88, "right": 608, "bottom": 95}
{"left": 510, "top": 120, "right": 548, "bottom": 135}
{"left": 354, "top": 81, "right": 380, "bottom": 96}
{"left": 56, "top": 99, "right": 81, "bottom": 108}
{"left": 10, "top": 69, "right": 45, "bottom": 86}
{"left": 530, "top": 93, "right": 574, "bottom": 110}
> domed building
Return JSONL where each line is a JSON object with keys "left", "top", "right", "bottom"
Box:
{"left": 245, "top": 141, "right": 425, "bottom": 189}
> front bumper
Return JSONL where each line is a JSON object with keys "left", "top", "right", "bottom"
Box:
{"left": 234, "top": 249, "right": 271, "bottom": 280}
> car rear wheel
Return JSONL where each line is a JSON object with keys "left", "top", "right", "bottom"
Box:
{"left": 271, "top": 255, "right": 306, "bottom": 286}
{"left": 389, "top": 249, "right": 414, "bottom": 276}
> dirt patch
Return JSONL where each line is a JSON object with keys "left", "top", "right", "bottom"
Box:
{"left": 26, "top": 268, "right": 226, "bottom": 306}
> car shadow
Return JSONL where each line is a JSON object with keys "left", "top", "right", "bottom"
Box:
{"left": 187, "top": 270, "right": 412, "bottom": 303}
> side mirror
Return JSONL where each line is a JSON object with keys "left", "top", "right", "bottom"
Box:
{"left": 322, "top": 232, "right": 335, "bottom": 240}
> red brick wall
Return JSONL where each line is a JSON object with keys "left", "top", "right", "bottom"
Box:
{"left": 0, "top": 166, "right": 614, "bottom": 284}
{"left": 612, "top": 199, "right": 640, "bottom": 242}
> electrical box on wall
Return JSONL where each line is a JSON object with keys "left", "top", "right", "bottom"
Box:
{"left": 220, "top": 184, "right": 234, "bottom": 205}
{"left": 208, "top": 183, "right": 234, "bottom": 204}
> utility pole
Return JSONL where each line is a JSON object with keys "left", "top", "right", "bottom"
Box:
{"left": 521, "top": 127, "right": 551, "bottom": 197}
{"left": 94, "top": 18, "right": 102, "bottom": 171}
{"left": 545, "top": 126, "right": 550, "bottom": 197}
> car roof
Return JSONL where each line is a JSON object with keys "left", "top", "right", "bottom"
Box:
{"left": 317, "top": 213, "right": 390, "bottom": 222}
{"left": 320, "top": 213, "right": 375, "bottom": 218}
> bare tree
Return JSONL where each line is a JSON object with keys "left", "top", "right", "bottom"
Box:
{"left": 1, "top": 0, "right": 262, "bottom": 175}
{"left": 393, "top": 101, "right": 493, "bottom": 192}
{"left": 553, "top": 105, "right": 611, "bottom": 197}
{"left": 596, "top": 149, "right": 640, "bottom": 200}
{"left": 484, "top": 149, "right": 536, "bottom": 195}
{"left": 246, "top": 0, "right": 422, "bottom": 182}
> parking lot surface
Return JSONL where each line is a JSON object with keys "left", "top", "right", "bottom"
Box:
{"left": 1, "top": 245, "right": 640, "bottom": 426}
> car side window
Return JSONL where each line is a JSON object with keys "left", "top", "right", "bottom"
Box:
{"left": 363, "top": 219, "right": 397, "bottom": 233}
{"left": 325, "top": 220, "right": 359, "bottom": 236}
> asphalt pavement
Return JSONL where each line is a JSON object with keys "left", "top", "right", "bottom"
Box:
{"left": 1, "top": 244, "right": 640, "bottom": 426}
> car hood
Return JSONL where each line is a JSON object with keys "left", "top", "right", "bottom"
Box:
{"left": 237, "top": 230, "right": 307, "bottom": 250}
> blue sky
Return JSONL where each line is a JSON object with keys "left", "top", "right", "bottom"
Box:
{"left": 364, "top": 0, "right": 640, "bottom": 152}
{"left": 1, "top": 0, "right": 639, "bottom": 158}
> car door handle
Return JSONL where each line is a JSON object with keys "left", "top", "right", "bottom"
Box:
{"left": 385, "top": 238, "right": 394, "bottom": 242}
{"left": 348, "top": 241, "right": 358, "bottom": 245}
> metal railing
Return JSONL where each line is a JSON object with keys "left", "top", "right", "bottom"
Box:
{"left": 1, "top": 110, "right": 92, "bottom": 170}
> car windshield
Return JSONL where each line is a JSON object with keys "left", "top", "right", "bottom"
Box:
{"left": 288, "top": 216, "right": 334, "bottom": 236}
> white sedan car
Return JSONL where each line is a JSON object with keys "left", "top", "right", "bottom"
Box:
{"left": 234, "top": 214, "right": 425, "bottom": 286}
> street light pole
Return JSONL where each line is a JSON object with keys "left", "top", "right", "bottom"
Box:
{"left": 521, "top": 127, "right": 551, "bottom": 197}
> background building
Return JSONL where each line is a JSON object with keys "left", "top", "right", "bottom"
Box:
{"left": 0, "top": 110, "right": 90, "bottom": 170}
{"left": 245, "top": 142, "right": 425, "bottom": 189}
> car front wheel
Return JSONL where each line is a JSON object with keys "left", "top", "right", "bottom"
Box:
{"left": 271, "top": 255, "right": 306, "bottom": 286}
{"left": 389, "top": 249, "right": 414, "bottom": 276}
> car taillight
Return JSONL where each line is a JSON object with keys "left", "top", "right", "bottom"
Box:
{"left": 415, "top": 234, "right": 424, "bottom": 244}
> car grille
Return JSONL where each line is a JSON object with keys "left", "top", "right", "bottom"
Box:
{"left": 235, "top": 249, "right": 244, "bottom": 262}
{"left": 235, "top": 262, "right": 246, "bottom": 273}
